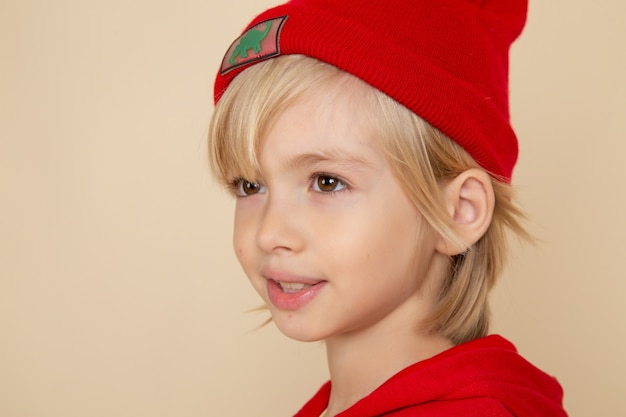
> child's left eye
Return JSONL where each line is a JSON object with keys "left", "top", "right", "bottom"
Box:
{"left": 311, "top": 174, "right": 346, "bottom": 193}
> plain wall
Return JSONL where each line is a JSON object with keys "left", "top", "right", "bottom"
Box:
{"left": 1, "top": 0, "right": 624, "bottom": 415}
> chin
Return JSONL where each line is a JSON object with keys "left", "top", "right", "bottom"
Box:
{"left": 272, "top": 316, "right": 328, "bottom": 343}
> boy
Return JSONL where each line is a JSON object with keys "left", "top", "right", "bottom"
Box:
{"left": 208, "top": 0, "right": 568, "bottom": 415}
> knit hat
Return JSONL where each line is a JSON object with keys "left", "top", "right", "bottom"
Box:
{"left": 214, "top": 0, "right": 527, "bottom": 180}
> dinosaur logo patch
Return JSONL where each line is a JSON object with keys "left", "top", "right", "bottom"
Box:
{"left": 220, "top": 16, "right": 288, "bottom": 75}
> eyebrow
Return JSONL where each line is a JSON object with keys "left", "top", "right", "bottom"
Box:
{"left": 285, "top": 149, "right": 374, "bottom": 171}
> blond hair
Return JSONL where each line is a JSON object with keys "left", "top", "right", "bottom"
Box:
{"left": 208, "top": 55, "right": 530, "bottom": 345}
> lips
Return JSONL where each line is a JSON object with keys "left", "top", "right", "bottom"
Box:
{"left": 263, "top": 270, "right": 326, "bottom": 311}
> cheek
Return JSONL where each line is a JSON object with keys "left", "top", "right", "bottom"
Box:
{"left": 232, "top": 214, "right": 246, "bottom": 260}
{"left": 232, "top": 207, "right": 259, "bottom": 269}
{"left": 233, "top": 243, "right": 246, "bottom": 261}
{"left": 232, "top": 226, "right": 249, "bottom": 265}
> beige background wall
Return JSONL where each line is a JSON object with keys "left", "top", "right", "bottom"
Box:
{"left": 1, "top": 0, "right": 624, "bottom": 415}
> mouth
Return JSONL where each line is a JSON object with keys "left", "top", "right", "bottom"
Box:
{"left": 263, "top": 273, "right": 327, "bottom": 311}
{"left": 276, "top": 281, "right": 315, "bottom": 294}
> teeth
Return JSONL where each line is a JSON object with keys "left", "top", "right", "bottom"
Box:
{"left": 278, "top": 282, "right": 312, "bottom": 293}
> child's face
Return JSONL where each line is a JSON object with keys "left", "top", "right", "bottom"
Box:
{"left": 231, "top": 79, "right": 441, "bottom": 342}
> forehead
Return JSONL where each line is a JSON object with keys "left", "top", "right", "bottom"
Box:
{"left": 210, "top": 57, "right": 386, "bottom": 183}
{"left": 257, "top": 76, "right": 382, "bottom": 171}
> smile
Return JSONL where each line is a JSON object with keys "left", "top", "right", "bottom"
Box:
{"left": 277, "top": 281, "right": 313, "bottom": 293}
{"left": 266, "top": 278, "right": 326, "bottom": 311}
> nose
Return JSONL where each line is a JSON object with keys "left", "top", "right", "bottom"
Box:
{"left": 255, "top": 195, "right": 303, "bottom": 254}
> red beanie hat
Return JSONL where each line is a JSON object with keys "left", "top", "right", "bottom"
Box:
{"left": 214, "top": 0, "right": 527, "bottom": 180}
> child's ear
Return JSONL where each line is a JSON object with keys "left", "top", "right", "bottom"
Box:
{"left": 435, "top": 168, "right": 495, "bottom": 256}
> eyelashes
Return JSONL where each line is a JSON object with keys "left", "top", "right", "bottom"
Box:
{"left": 228, "top": 173, "right": 351, "bottom": 198}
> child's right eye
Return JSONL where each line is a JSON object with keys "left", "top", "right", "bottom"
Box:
{"left": 230, "top": 179, "right": 265, "bottom": 197}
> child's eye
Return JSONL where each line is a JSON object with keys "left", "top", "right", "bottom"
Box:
{"left": 311, "top": 174, "right": 347, "bottom": 193}
{"left": 231, "top": 179, "right": 265, "bottom": 197}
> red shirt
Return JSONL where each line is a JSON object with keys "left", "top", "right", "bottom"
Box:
{"left": 294, "top": 335, "right": 567, "bottom": 417}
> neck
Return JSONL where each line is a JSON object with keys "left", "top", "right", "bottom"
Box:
{"left": 323, "top": 300, "right": 453, "bottom": 416}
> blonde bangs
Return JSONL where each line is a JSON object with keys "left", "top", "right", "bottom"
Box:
{"left": 208, "top": 55, "right": 347, "bottom": 188}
